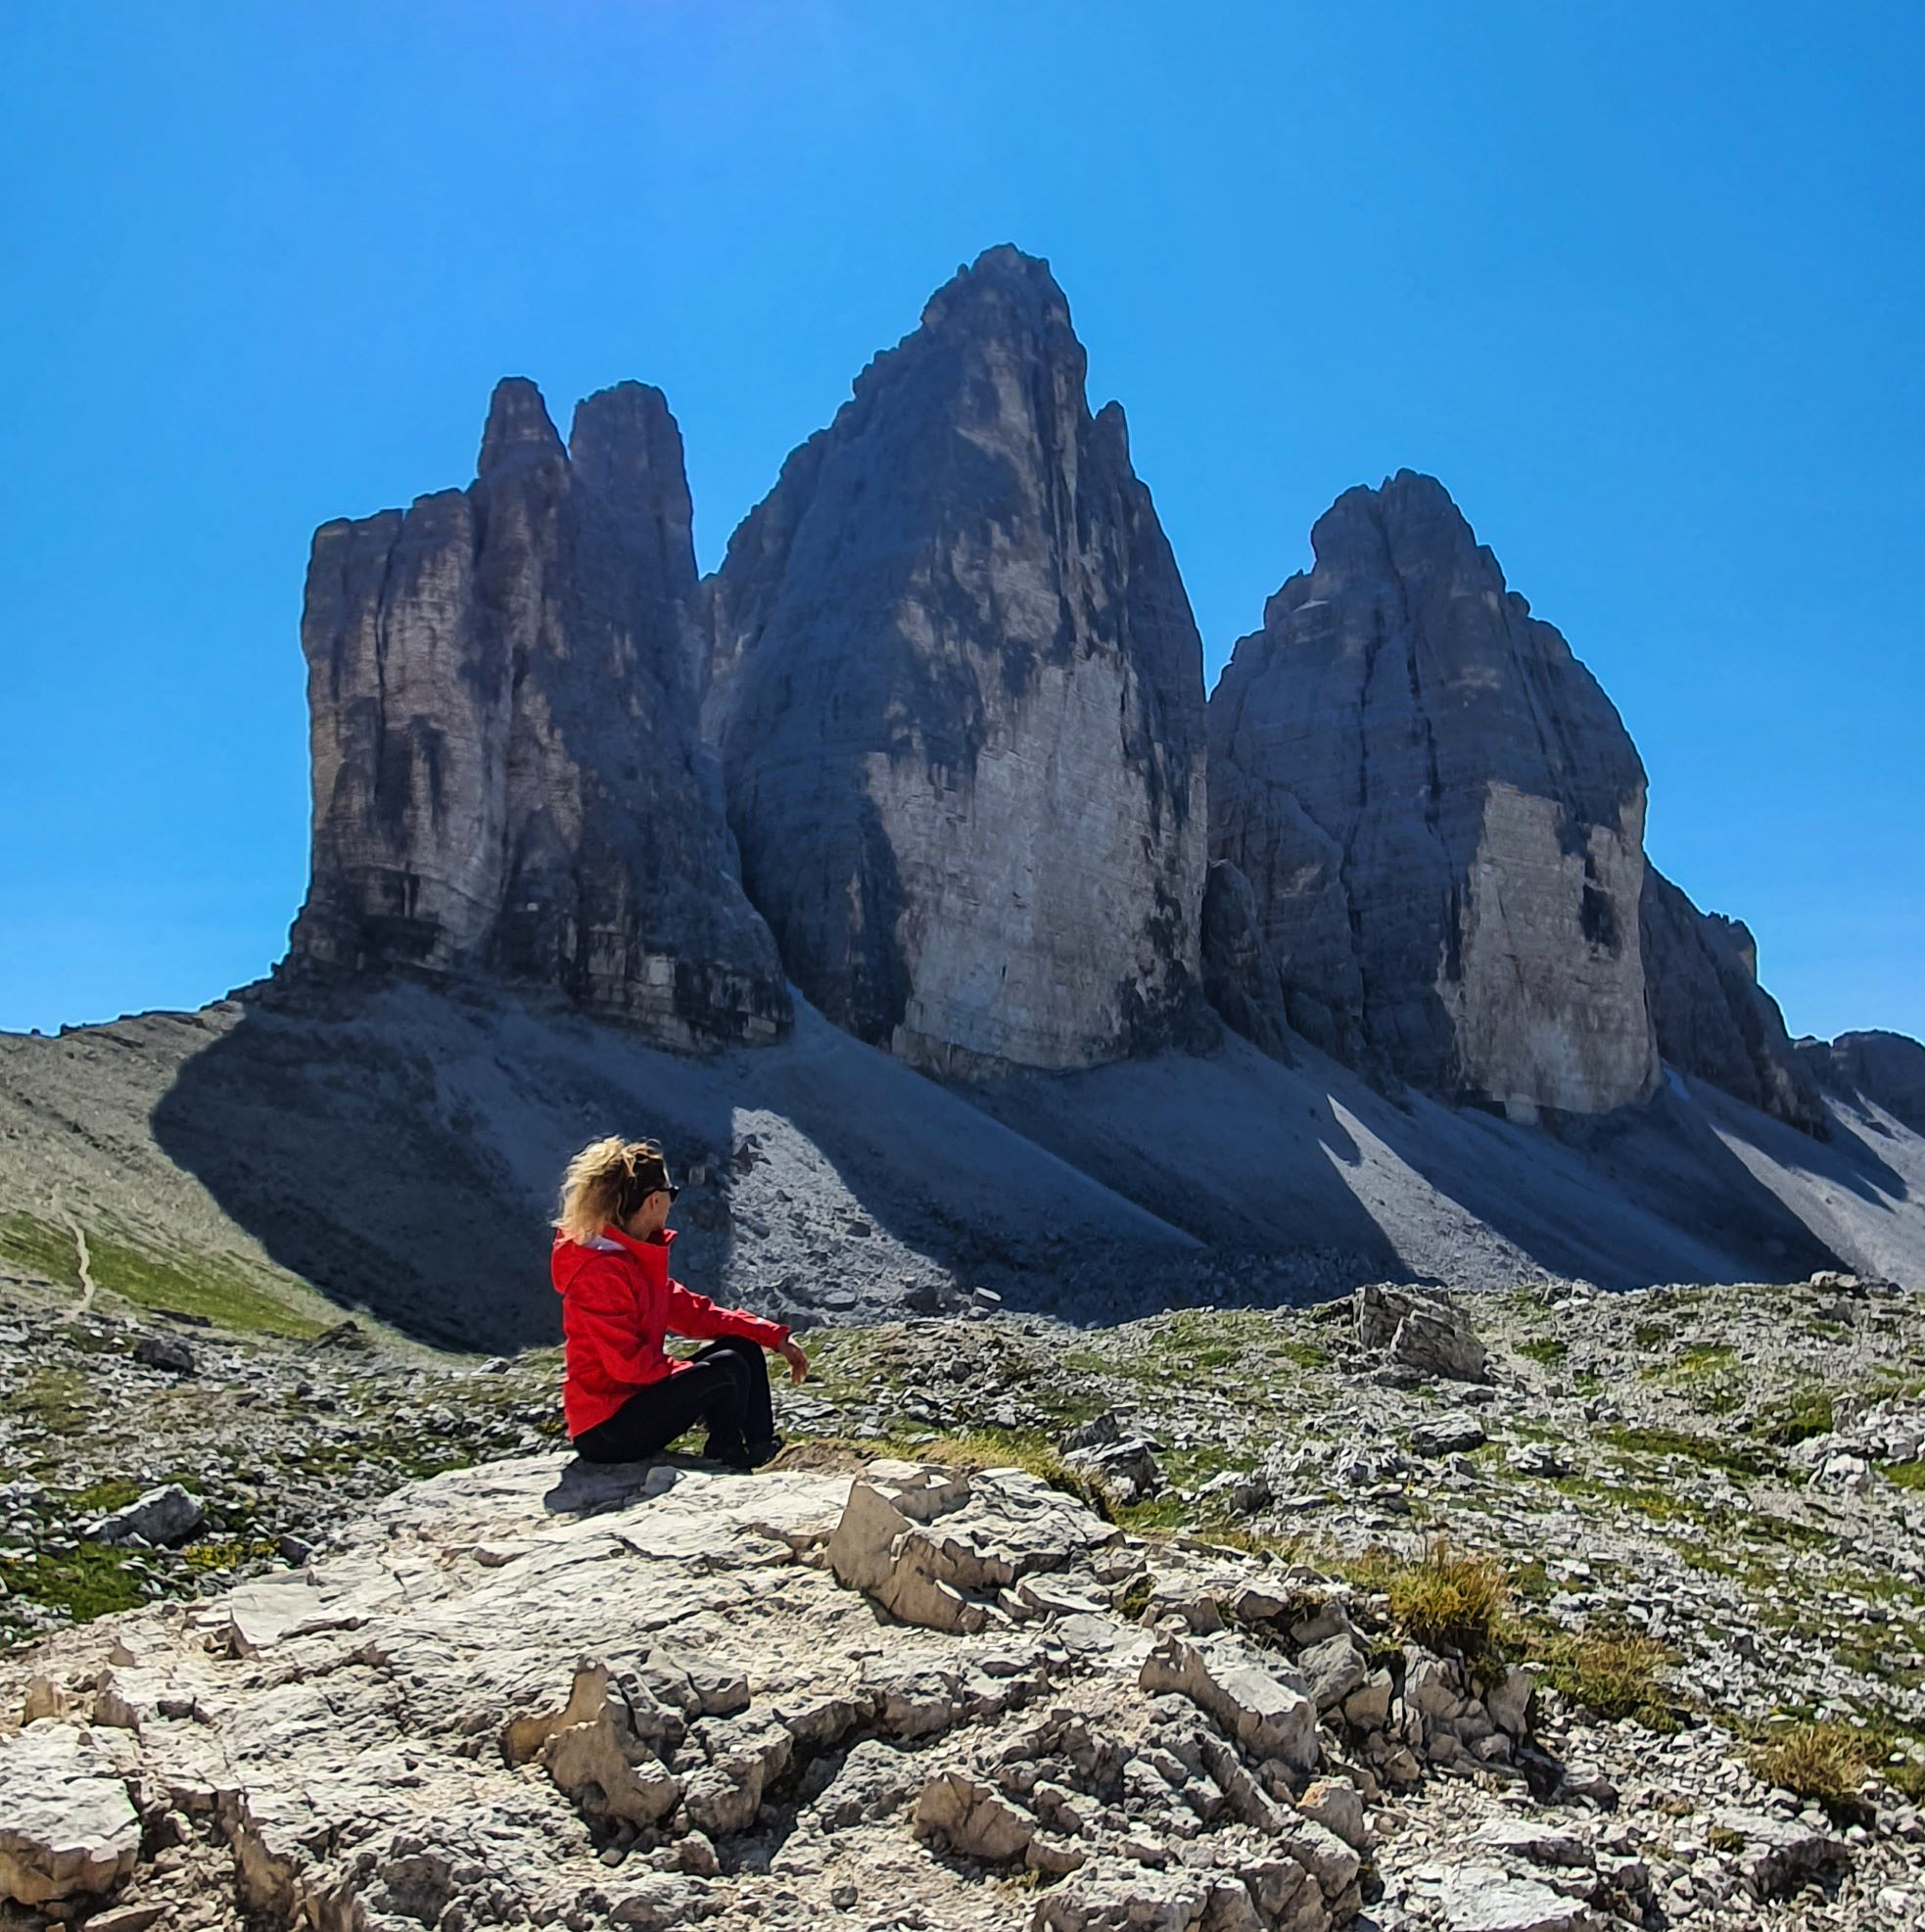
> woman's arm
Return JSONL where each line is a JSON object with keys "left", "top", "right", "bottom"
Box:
{"left": 664, "top": 1277, "right": 789, "bottom": 1350}
{"left": 664, "top": 1278, "right": 809, "bottom": 1383}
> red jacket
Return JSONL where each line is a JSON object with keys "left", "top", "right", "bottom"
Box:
{"left": 551, "top": 1224, "right": 790, "bottom": 1437}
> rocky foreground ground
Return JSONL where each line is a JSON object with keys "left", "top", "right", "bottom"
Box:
{"left": 2, "top": 1264, "right": 1923, "bottom": 1930}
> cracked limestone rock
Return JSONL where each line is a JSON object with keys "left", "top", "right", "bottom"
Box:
{"left": 1208, "top": 470, "right": 1658, "bottom": 1118}
{"left": 0, "top": 1720, "right": 141, "bottom": 1905}
{"left": 1355, "top": 1282, "right": 1490, "bottom": 1385}
{"left": 1437, "top": 1862, "right": 1606, "bottom": 1932}
{"left": 706, "top": 245, "right": 1214, "bottom": 1075}
{"left": 287, "top": 376, "right": 788, "bottom": 1049}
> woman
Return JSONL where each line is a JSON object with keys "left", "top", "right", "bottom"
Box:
{"left": 551, "top": 1135, "right": 808, "bottom": 1468}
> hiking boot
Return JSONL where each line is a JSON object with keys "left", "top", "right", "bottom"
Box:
{"left": 743, "top": 1435, "right": 783, "bottom": 1469}
{"left": 702, "top": 1434, "right": 754, "bottom": 1470}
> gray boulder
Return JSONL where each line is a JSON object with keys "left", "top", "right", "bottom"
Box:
{"left": 706, "top": 246, "right": 1214, "bottom": 1075}
{"left": 97, "top": 1483, "right": 203, "bottom": 1549}
{"left": 1640, "top": 866, "right": 1828, "bottom": 1134}
{"left": 1208, "top": 471, "right": 1658, "bottom": 1118}
{"left": 1356, "top": 1282, "right": 1490, "bottom": 1385}
{"left": 286, "top": 377, "right": 788, "bottom": 1050}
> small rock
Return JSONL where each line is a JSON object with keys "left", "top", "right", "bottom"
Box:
{"left": 131, "top": 1335, "right": 196, "bottom": 1377}
{"left": 1411, "top": 1413, "right": 1487, "bottom": 1457}
{"left": 96, "top": 1484, "right": 203, "bottom": 1549}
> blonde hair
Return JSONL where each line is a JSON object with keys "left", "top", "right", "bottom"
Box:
{"left": 554, "top": 1136, "right": 668, "bottom": 1245}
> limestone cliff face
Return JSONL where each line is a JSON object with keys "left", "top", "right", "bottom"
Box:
{"left": 1208, "top": 472, "right": 1658, "bottom": 1117}
{"left": 1639, "top": 868, "right": 1827, "bottom": 1134}
{"left": 288, "top": 378, "right": 789, "bottom": 1049}
{"left": 1198, "top": 861, "right": 1295, "bottom": 1063}
{"left": 705, "top": 247, "right": 1213, "bottom": 1074}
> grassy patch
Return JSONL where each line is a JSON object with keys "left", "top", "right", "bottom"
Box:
{"left": 1748, "top": 1722, "right": 1871, "bottom": 1806}
{"left": 1632, "top": 1321, "right": 1672, "bottom": 1349}
{"left": 1758, "top": 1388, "right": 1835, "bottom": 1446}
{"left": 1600, "top": 1425, "right": 1769, "bottom": 1481}
{"left": 1882, "top": 1461, "right": 1925, "bottom": 1492}
{"left": 0, "top": 1211, "right": 81, "bottom": 1289}
{"left": 3, "top": 1545, "right": 149, "bottom": 1624}
{"left": 84, "top": 1231, "right": 324, "bottom": 1337}
{"left": 1348, "top": 1538, "right": 1509, "bottom": 1667}
{"left": 1677, "top": 1343, "right": 1735, "bottom": 1371}
{"left": 1516, "top": 1339, "right": 1569, "bottom": 1367}
{"left": 1115, "top": 1573, "right": 1155, "bottom": 1622}
{"left": 17, "top": 1368, "right": 89, "bottom": 1435}
{"left": 1526, "top": 1625, "right": 1671, "bottom": 1725}
{"left": 1276, "top": 1339, "right": 1331, "bottom": 1372}
{"left": 70, "top": 1480, "right": 143, "bottom": 1513}
{"left": 900, "top": 1428, "right": 1116, "bottom": 1518}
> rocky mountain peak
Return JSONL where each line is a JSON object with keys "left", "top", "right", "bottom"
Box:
{"left": 916, "top": 242, "right": 1071, "bottom": 333}
{"left": 285, "top": 379, "right": 788, "bottom": 1047}
{"left": 477, "top": 374, "right": 565, "bottom": 473}
{"left": 705, "top": 251, "right": 1213, "bottom": 1074}
{"left": 569, "top": 382, "right": 688, "bottom": 510}
{"left": 1209, "top": 473, "right": 1658, "bottom": 1116}
{"left": 1640, "top": 866, "right": 1827, "bottom": 1133}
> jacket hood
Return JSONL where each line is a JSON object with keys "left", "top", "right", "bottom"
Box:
{"left": 551, "top": 1224, "right": 674, "bottom": 1294}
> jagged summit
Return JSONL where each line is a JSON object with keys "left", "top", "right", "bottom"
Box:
{"left": 476, "top": 373, "right": 565, "bottom": 472}
{"left": 705, "top": 249, "right": 1213, "bottom": 1075}
{"left": 916, "top": 242, "right": 1069, "bottom": 330}
{"left": 1210, "top": 472, "right": 1657, "bottom": 1118}
{"left": 286, "top": 378, "right": 788, "bottom": 1049}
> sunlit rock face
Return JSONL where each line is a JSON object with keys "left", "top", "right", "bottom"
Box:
{"left": 705, "top": 246, "right": 1213, "bottom": 1075}
{"left": 1640, "top": 867, "right": 1828, "bottom": 1134}
{"left": 288, "top": 378, "right": 789, "bottom": 1049}
{"left": 1208, "top": 471, "right": 1659, "bottom": 1118}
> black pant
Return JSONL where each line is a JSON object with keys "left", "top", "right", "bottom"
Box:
{"left": 572, "top": 1337, "right": 775, "bottom": 1465}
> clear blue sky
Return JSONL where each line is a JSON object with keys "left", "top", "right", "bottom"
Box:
{"left": 3, "top": 1, "right": 1919, "bottom": 1044}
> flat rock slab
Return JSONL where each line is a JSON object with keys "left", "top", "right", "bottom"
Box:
{"left": 1439, "top": 1862, "right": 1605, "bottom": 1932}
{"left": 1712, "top": 1807, "right": 1854, "bottom": 1897}
{"left": 0, "top": 1720, "right": 141, "bottom": 1905}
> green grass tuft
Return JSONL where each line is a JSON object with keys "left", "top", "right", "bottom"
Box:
{"left": 1760, "top": 1387, "right": 1836, "bottom": 1447}
{"left": 1748, "top": 1722, "right": 1871, "bottom": 1805}
{"left": 1346, "top": 1538, "right": 1510, "bottom": 1667}
{"left": 4, "top": 1546, "right": 149, "bottom": 1624}
{"left": 0, "top": 1212, "right": 82, "bottom": 1289}
{"left": 1526, "top": 1625, "right": 1671, "bottom": 1725}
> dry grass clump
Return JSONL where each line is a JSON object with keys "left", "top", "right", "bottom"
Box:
{"left": 768, "top": 1427, "right": 1116, "bottom": 1517}
{"left": 911, "top": 1429, "right": 1118, "bottom": 1517}
{"left": 1531, "top": 1626, "right": 1671, "bottom": 1725}
{"left": 1747, "top": 1722, "right": 1873, "bottom": 1804}
{"left": 1375, "top": 1537, "right": 1510, "bottom": 1664}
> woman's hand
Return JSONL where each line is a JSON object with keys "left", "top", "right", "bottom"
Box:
{"left": 779, "top": 1339, "right": 810, "bottom": 1386}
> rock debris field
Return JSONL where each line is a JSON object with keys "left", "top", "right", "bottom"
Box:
{"left": 2, "top": 1265, "right": 1924, "bottom": 1931}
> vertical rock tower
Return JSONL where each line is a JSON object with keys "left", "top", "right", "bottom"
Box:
{"left": 706, "top": 246, "right": 1213, "bottom": 1074}
{"left": 1209, "top": 471, "right": 1659, "bottom": 1117}
{"left": 287, "top": 378, "right": 790, "bottom": 1048}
